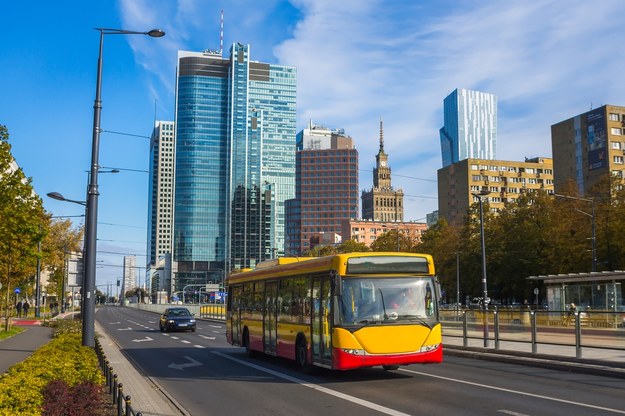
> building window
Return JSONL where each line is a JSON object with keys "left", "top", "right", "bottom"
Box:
{"left": 609, "top": 113, "right": 620, "bottom": 121}
{"left": 611, "top": 128, "right": 623, "bottom": 135}
{"left": 612, "top": 142, "right": 622, "bottom": 149}
{"left": 614, "top": 156, "right": 624, "bottom": 164}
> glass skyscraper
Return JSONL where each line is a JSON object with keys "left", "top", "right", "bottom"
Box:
{"left": 440, "top": 88, "right": 497, "bottom": 167}
{"left": 173, "top": 44, "right": 296, "bottom": 290}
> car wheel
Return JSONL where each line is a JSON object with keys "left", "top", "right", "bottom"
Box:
{"left": 191, "top": 328, "right": 196, "bottom": 332}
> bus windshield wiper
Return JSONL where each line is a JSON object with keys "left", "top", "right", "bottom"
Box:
{"left": 397, "top": 314, "right": 433, "bottom": 328}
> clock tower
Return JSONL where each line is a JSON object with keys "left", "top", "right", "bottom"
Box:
{"left": 361, "top": 119, "right": 404, "bottom": 221}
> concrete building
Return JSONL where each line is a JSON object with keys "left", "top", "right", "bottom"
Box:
{"left": 440, "top": 88, "right": 497, "bottom": 168}
{"left": 341, "top": 219, "right": 427, "bottom": 249}
{"left": 551, "top": 105, "right": 625, "bottom": 195}
{"left": 362, "top": 119, "right": 404, "bottom": 222}
{"left": 146, "top": 120, "right": 175, "bottom": 299}
{"left": 122, "top": 255, "right": 137, "bottom": 299}
{"left": 438, "top": 157, "right": 554, "bottom": 225}
{"left": 285, "top": 122, "right": 359, "bottom": 255}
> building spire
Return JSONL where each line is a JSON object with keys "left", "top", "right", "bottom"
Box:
{"left": 379, "top": 116, "right": 384, "bottom": 152}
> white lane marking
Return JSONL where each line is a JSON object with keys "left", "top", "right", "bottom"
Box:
{"left": 194, "top": 345, "right": 206, "bottom": 349}
{"left": 498, "top": 411, "right": 529, "bottom": 416}
{"left": 170, "top": 336, "right": 180, "bottom": 340}
{"left": 117, "top": 327, "right": 133, "bottom": 331}
{"left": 199, "top": 335, "right": 216, "bottom": 340}
{"left": 209, "top": 324, "right": 222, "bottom": 328}
{"left": 181, "top": 340, "right": 191, "bottom": 344}
{"left": 212, "top": 331, "right": 221, "bottom": 334}
{"left": 400, "top": 368, "right": 625, "bottom": 415}
{"left": 168, "top": 356, "right": 203, "bottom": 370}
{"left": 212, "top": 351, "right": 410, "bottom": 416}
{"left": 132, "top": 336, "right": 154, "bottom": 343}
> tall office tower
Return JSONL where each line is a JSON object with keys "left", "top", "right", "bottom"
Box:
{"left": 362, "top": 119, "right": 404, "bottom": 221}
{"left": 285, "top": 122, "right": 359, "bottom": 255}
{"left": 440, "top": 88, "right": 497, "bottom": 167}
{"left": 551, "top": 105, "right": 625, "bottom": 195}
{"left": 173, "top": 44, "right": 296, "bottom": 291}
{"left": 122, "top": 255, "right": 137, "bottom": 299}
{"left": 146, "top": 121, "right": 175, "bottom": 298}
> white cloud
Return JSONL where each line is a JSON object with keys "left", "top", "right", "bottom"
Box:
{"left": 118, "top": 0, "right": 625, "bottom": 220}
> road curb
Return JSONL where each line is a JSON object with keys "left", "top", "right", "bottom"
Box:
{"left": 444, "top": 345, "right": 625, "bottom": 379}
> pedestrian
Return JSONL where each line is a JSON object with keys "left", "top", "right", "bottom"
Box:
{"left": 16, "top": 300, "right": 23, "bottom": 317}
{"left": 22, "top": 300, "right": 30, "bottom": 317}
{"left": 565, "top": 302, "right": 576, "bottom": 326}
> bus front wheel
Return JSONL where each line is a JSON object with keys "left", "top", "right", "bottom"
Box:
{"left": 243, "top": 328, "right": 256, "bottom": 357}
{"left": 295, "top": 336, "right": 312, "bottom": 373}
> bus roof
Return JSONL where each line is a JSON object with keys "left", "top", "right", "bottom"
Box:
{"left": 226, "top": 252, "right": 434, "bottom": 284}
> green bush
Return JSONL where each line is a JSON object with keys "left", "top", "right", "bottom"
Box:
{"left": 0, "top": 322, "right": 104, "bottom": 416}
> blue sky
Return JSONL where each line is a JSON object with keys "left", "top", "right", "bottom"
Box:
{"left": 2, "top": 0, "right": 625, "bottom": 289}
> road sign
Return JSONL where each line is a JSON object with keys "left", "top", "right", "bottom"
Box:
{"left": 14, "top": 287, "right": 21, "bottom": 294}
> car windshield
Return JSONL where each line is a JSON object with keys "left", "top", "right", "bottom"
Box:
{"left": 339, "top": 277, "right": 436, "bottom": 325}
{"left": 168, "top": 309, "right": 190, "bottom": 317}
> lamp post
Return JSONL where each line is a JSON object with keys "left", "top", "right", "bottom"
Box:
{"left": 554, "top": 193, "right": 596, "bottom": 272}
{"left": 80, "top": 27, "right": 164, "bottom": 348}
{"left": 471, "top": 189, "right": 491, "bottom": 347}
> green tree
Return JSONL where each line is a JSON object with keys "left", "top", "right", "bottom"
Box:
{"left": 369, "top": 229, "right": 415, "bottom": 252}
{"left": 40, "top": 218, "right": 84, "bottom": 303}
{"left": 335, "top": 239, "right": 370, "bottom": 253}
{"left": 0, "top": 125, "right": 47, "bottom": 326}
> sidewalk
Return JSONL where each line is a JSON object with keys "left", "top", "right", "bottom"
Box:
{"left": 443, "top": 335, "right": 625, "bottom": 379}
{"left": 94, "top": 320, "right": 188, "bottom": 416}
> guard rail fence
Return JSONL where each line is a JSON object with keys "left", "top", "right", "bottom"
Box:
{"left": 95, "top": 337, "right": 142, "bottom": 416}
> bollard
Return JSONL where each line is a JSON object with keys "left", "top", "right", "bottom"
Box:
{"left": 530, "top": 311, "right": 537, "bottom": 354}
{"left": 117, "top": 383, "right": 124, "bottom": 416}
{"left": 494, "top": 310, "right": 500, "bottom": 350}
{"left": 112, "top": 374, "right": 119, "bottom": 404}
{"left": 575, "top": 312, "right": 582, "bottom": 359}
{"left": 125, "top": 395, "right": 132, "bottom": 416}
{"left": 461, "top": 310, "right": 468, "bottom": 346}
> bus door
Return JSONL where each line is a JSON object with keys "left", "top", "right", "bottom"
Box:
{"left": 230, "top": 285, "right": 242, "bottom": 345}
{"left": 263, "top": 281, "right": 278, "bottom": 354}
{"left": 311, "top": 276, "right": 332, "bottom": 365}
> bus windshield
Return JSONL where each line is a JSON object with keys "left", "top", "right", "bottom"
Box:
{"left": 339, "top": 277, "right": 436, "bottom": 325}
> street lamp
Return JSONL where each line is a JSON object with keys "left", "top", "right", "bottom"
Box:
{"left": 82, "top": 27, "right": 165, "bottom": 348}
{"left": 471, "top": 189, "right": 490, "bottom": 347}
{"left": 554, "top": 193, "right": 597, "bottom": 272}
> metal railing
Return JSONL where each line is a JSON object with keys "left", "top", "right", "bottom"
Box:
{"left": 95, "top": 338, "right": 142, "bottom": 416}
{"left": 441, "top": 308, "right": 625, "bottom": 360}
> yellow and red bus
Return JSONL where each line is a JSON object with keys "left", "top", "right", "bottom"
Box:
{"left": 225, "top": 252, "right": 442, "bottom": 371}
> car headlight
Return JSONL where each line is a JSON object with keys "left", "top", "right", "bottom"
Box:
{"left": 189, "top": 319, "right": 196, "bottom": 323}
{"left": 168, "top": 320, "right": 175, "bottom": 324}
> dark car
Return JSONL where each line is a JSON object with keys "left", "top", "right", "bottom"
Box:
{"left": 159, "top": 307, "right": 196, "bottom": 332}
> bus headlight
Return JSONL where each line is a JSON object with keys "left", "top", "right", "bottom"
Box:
{"left": 342, "top": 348, "right": 365, "bottom": 356}
{"left": 419, "top": 344, "right": 440, "bottom": 353}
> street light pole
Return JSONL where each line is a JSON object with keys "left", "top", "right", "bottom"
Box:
{"left": 82, "top": 27, "right": 165, "bottom": 348}
{"left": 472, "top": 190, "right": 490, "bottom": 347}
{"left": 554, "top": 194, "right": 596, "bottom": 272}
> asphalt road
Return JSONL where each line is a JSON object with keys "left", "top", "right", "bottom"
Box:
{"left": 96, "top": 306, "right": 625, "bottom": 416}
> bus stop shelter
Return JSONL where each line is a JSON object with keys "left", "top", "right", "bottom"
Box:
{"left": 528, "top": 271, "right": 624, "bottom": 312}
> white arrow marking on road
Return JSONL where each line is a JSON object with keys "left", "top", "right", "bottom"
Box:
{"left": 168, "top": 356, "right": 203, "bottom": 370}
{"left": 132, "top": 336, "right": 154, "bottom": 343}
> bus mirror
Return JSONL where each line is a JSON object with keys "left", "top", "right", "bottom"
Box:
{"left": 332, "top": 272, "right": 342, "bottom": 296}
